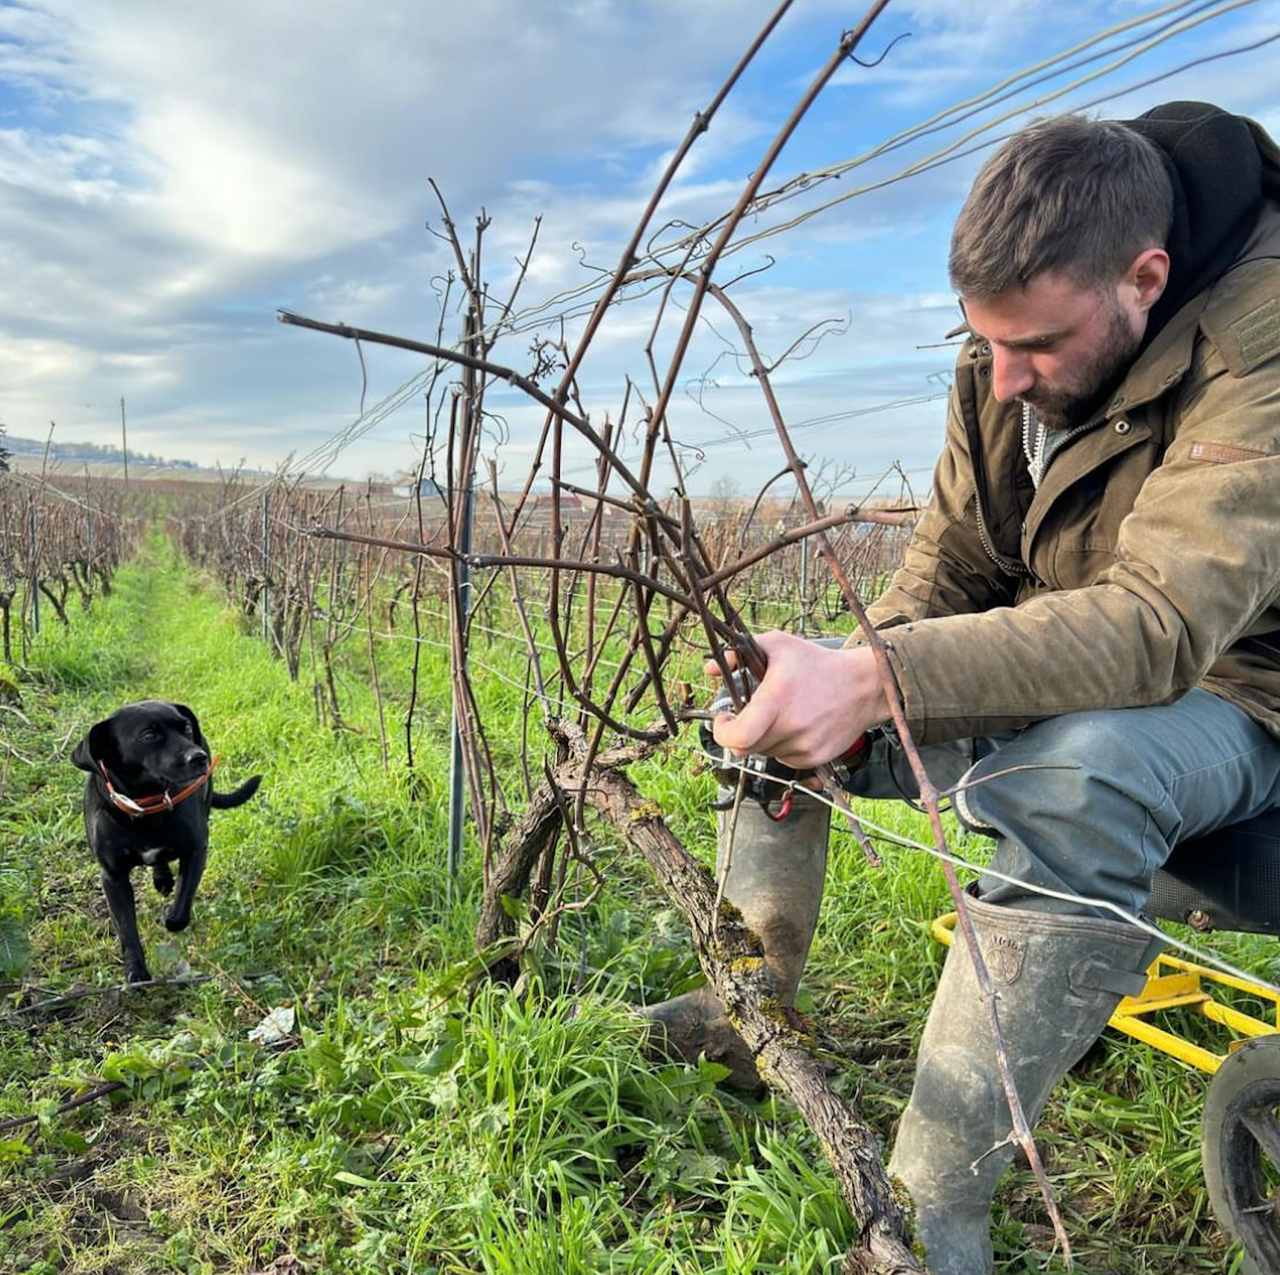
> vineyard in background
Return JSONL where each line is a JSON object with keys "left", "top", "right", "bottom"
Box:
{"left": 1, "top": 460, "right": 911, "bottom": 790}
{"left": 0, "top": 467, "right": 139, "bottom": 666}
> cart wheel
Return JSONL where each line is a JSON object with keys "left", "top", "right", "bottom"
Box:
{"left": 1203, "top": 1034, "right": 1280, "bottom": 1274}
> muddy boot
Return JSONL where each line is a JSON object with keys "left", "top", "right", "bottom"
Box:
{"left": 888, "top": 890, "right": 1153, "bottom": 1275}
{"left": 642, "top": 791, "right": 829, "bottom": 1091}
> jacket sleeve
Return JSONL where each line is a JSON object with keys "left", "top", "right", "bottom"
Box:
{"left": 882, "top": 333, "right": 1280, "bottom": 745}
{"left": 858, "top": 379, "right": 1019, "bottom": 634}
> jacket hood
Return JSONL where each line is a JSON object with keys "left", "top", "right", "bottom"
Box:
{"left": 1128, "top": 100, "right": 1280, "bottom": 340}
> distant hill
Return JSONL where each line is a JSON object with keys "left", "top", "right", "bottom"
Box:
{"left": 1, "top": 433, "right": 200, "bottom": 471}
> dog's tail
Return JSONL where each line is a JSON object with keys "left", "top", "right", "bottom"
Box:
{"left": 211, "top": 775, "right": 263, "bottom": 809}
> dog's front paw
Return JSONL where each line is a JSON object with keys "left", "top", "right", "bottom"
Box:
{"left": 125, "top": 964, "right": 152, "bottom": 986}
{"left": 152, "top": 864, "right": 175, "bottom": 896}
{"left": 162, "top": 908, "right": 191, "bottom": 933}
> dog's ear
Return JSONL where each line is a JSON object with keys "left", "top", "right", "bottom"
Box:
{"left": 71, "top": 719, "right": 114, "bottom": 772}
{"left": 172, "top": 703, "right": 207, "bottom": 748}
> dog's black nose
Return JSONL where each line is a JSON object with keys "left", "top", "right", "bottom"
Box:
{"left": 184, "top": 748, "right": 210, "bottom": 769}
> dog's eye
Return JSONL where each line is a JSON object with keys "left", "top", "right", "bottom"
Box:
{"left": 139, "top": 728, "right": 159, "bottom": 741}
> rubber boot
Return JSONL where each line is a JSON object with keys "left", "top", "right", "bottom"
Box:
{"left": 642, "top": 791, "right": 829, "bottom": 1091}
{"left": 888, "top": 890, "right": 1153, "bottom": 1275}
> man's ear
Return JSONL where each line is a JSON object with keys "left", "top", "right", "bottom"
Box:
{"left": 71, "top": 719, "right": 113, "bottom": 772}
{"left": 1125, "top": 246, "right": 1170, "bottom": 314}
{"left": 172, "top": 703, "right": 207, "bottom": 749}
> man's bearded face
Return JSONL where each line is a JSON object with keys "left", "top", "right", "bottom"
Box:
{"left": 1018, "top": 295, "right": 1143, "bottom": 431}
{"left": 962, "top": 271, "right": 1152, "bottom": 432}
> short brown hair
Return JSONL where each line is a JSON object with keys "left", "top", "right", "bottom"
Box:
{"left": 949, "top": 114, "right": 1174, "bottom": 298}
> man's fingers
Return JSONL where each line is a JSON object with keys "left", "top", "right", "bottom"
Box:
{"left": 704, "top": 648, "right": 741, "bottom": 680}
{"left": 712, "top": 690, "right": 780, "bottom": 755}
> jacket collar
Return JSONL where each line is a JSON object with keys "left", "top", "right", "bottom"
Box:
{"left": 1100, "top": 199, "right": 1280, "bottom": 419}
{"left": 1101, "top": 292, "right": 1206, "bottom": 420}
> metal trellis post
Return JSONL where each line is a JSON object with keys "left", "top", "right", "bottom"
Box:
{"left": 446, "top": 308, "right": 478, "bottom": 884}
{"left": 28, "top": 502, "right": 39, "bottom": 637}
{"left": 799, "top": 534, "right": 809, "bottom": 636}
{"left": 261, "top": 491, "right": 271, "bottom": 647}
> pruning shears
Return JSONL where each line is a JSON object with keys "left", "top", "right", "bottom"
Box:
{"left": 693, "top": 686, "right": 872, "bottom": 822}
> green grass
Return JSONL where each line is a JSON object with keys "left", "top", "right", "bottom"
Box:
{"left": 0, "top": 535, "right": 1263, "bottom": 1273}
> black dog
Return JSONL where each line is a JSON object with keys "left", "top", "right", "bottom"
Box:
{"left": 71, "top": 701, "right": 262, "bottom": 984}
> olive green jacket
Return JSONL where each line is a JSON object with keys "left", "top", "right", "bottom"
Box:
{"left": 861, "top": 202, "right": 1280, "bottom": 746}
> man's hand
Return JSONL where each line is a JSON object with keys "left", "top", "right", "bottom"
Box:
{"left": 707, "top": 631, "right": 891, "bottom": 770}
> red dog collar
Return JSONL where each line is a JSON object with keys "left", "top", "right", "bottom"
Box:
{"left": 97, "top": 757, "right": 219, "bottom": 818}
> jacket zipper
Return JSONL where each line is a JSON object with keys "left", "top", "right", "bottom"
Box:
{"left": 973, "top": 489, "right": 1030, "bottom": 577}
{"left": 1038, "top": 417, "right": 1102, "bottom": 477}
{"left": 976, "top": 414, "right": 1109, "bottom": 577}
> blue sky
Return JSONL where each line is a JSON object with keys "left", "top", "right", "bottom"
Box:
{"left": 0, "top": 0, "right": 1277, "bottom": 496}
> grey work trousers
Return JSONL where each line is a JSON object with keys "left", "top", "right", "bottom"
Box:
{"left": 841, "top": 687, "right": 1280, "bottom": 919}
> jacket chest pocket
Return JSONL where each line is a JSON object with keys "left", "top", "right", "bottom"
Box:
{"left": 1028, "top": 458, "right": 1150, "bottom": 589}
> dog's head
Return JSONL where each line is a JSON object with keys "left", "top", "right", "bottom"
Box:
{"left": 72, "top": 701, "right": 210, "bottom": 790}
